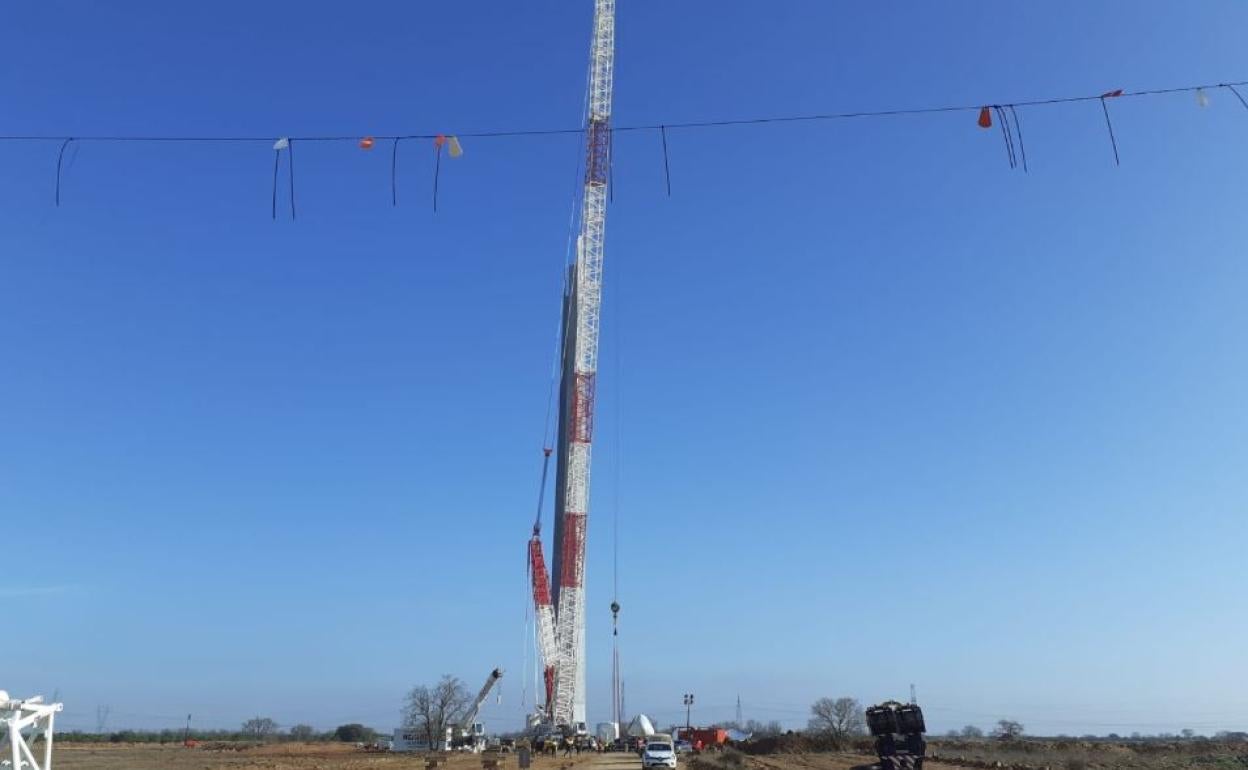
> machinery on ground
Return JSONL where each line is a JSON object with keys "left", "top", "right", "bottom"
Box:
{"left": 676, "top": 727, "right": 728, "bottom": 750}
{"left": 446, "top": 668, "right": 504, "bottom": 752}
{"left": 625, "top": 713, "right": 656, "bottom": 739}
{"left": 866, "top": 700, "right": 926, "bottom": 770}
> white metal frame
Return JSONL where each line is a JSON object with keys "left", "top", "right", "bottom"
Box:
{"left": 551, "top": 0, "right": 616, "bottom": 729}
{"left": 0, "top": 692, "right": 63, "bottom": 770}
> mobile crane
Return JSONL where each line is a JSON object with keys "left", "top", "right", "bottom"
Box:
{"left": 447, "top": 668, "right": 504, "bottom": 752}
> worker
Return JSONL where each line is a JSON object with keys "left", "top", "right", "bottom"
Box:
{"left": 694, "top": 738, "right": 704, "bottom": 754}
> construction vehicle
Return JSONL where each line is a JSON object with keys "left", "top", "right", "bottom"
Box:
{"left": 866, "top": 701, "right": 926, "bottom": 770}
{"left": 445, "top": 668, "right": 504, "bottom": 752}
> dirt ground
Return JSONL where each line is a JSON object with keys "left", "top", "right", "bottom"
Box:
{"left": 51, "top": 743, "right": 607, "bottom": 770}
{"left": 45, "top": 747, "right": 943, "bottom": 770}
{"left": 722, "top": 742, "right": 1248, "bottom": 770}
{"left": 49, "top": 742, "right": 1248, "bottom": 770}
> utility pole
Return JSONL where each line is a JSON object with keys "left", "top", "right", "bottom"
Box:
{"left": 683, "top": 694, "right": 695, "bottom": 730}
{"left": 183, "top": 714, "right": 192, "bottom": 746}
{"left": 736, "top": 695, "right": 742, "bottom": 725}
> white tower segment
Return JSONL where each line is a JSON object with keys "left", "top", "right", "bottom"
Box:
{"left": 1, "top": 692, "right": 63, "bottom": 770}
{"left": 550, "top": 0, "right": 615, "bottom": 728}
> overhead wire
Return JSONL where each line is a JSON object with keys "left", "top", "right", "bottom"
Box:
{"left": 15, "top": 78, "right": 1248, "bottom": 216}
{"left": 4, "top": 78, "right": 1244, "bottom": 146}
{"left": 16, "top": 77, "right": 1248, "bottom": 217}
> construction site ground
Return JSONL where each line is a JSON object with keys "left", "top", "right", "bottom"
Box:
{"left": 50, "top": 741, "right": 1248, "bottom": 770}
{"left": 49, "top": 746, "right": 888, "bottom": 770}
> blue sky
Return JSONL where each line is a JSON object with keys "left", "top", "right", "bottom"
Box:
{"left": 3, "top": 0, "right": 1248, "bottom": 738}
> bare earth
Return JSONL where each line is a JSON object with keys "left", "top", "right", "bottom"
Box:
{"left": 48, "top": 746, "right": 944, "bottom": 770}
{"left": 51, "top": 744, "right": 605, "bottom": 770}
{"left": 53, "top": 742, "right": 1248, "bottom": 770}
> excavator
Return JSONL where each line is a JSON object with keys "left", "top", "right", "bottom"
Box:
{"left": 446, "top": 668, "right": 504, "bottom": 752}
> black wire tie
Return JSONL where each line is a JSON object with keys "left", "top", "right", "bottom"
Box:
{"left": 1100, "top": 97, "right": 1121, "bottom": 167}
{"left": 55, "top": 138, "right": 74, "bottom": 207}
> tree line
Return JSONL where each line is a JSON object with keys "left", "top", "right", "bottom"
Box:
{"left": 55, "top": 721, "right": 380, "bottom": 744}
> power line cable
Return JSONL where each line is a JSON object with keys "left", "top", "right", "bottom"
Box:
{"left": 3, "top": 79, "right": 1244, "bottom": 144}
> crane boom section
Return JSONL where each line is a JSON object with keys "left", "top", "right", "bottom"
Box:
{"left": 459, "top": 668, "right": 504, "bottom": 732}
{"left": 551, "top": 0, "right": 615, "bottom": 728}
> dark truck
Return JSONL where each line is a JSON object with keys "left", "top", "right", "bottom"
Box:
{"left": 865, "top": 701, "right": 926, "bottom": 770}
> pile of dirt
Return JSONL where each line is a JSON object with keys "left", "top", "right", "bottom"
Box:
{"left": 927, "top": 739, "right": 1248, "bottom": 770}
{"left": 689, "top": 748, "right": 750, "bottom": 770}
{"left": 732, "top": 735, "right": 874, "bottom": 756}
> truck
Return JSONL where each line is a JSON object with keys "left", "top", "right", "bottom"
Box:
{"left": 676, "top": 728, "right": 728, "bottom": 750}
{"left": 865, "top": 700, "right": 926, "bottom": 770}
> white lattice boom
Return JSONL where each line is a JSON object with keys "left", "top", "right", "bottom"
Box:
{"left": 0, "top": 691, "right": 63, "bottom": 770}
{"left": 528, "top": 0, "right": 615, "bottom": 729}
{"left": 554, "top": 0, "right": 614, "bottom": 728}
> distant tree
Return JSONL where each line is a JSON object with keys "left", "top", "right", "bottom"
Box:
{"left": 961, "top": 725, "right": 984, "bottom": 739}
{"left": 1181, "top": 729, "right": 1196, "bottom": 740}
{"left": 808, "top": 697, "right": 865, "bottom": 740}
{"left": 739, "top": 719, "right": 782, "bottom": 737}
{"left": 991, "top": 720, "right": 1024, "bottom": 741}
{"left": 289, "top": 724, "right": 316, "bottom": 741}
{"left": 242, "top": 717, "right": 278, "bottom": 740}
{"left": 403, "top": 675, "right": 471, "bottom": 750}
{"left": 945, "top": 729, "right": 960, "bottom": 738}
{"left": 334, "top": 723, "right": 376, "bottom": 743}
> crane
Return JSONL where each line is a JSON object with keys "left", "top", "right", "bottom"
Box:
{"left": 528, "top": 0, "right": 616, "bottom": 732}
{"left": 529, "top": 519, "right": 558, "bottom": 718}
{"left": 527, "top": 0, "right": 616, "bottom": 732}
{"left": 448, "top": 668, "right": 504, "bottom": 752}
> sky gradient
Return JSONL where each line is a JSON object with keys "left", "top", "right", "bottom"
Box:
{"left": 2, "top": 0, "right": 1248, "bottom": 738}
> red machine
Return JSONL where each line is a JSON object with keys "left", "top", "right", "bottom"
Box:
{"left": 680, "top": 728, "right": 728, "bottom": 749}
